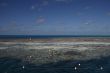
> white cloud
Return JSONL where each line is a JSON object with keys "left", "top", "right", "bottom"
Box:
{"left": 56, "top": 0, "right": 72, "bottom": 2}
{"left": 36, "top": 16, "right": 46, "bottom": 24}
{"left": 31, "top": 5, "right": 35, "bottom": 10}
{"left": 107, "top": 12, "right": 110, "bottom": 16}
{"left": 84, "top": 6, "right": 91, "bottom": 10}
{"left": 30, "top": 1, "right": 49, "bottom": 11}
{"left": 56, "top": 0, "right": 66, "bottom": 2}
{"left": 42, "top": 1, "right": 49, "bottom": 6}
{"left": 84, "top": 22, "right": 89, "bottom": 25}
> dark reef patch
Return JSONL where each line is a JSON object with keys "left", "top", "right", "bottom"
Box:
{"left": 63, "top": 51, "right": 81, "bottom": 55}
{"left": 0, "top": 56, "right": 110, "bottom": 73}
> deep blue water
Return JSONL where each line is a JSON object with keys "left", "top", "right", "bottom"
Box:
{"left": 0, "top": 56, "right": 110, "bottom": 73}
{"left": 0, "top": 35, "right": 110, "bottom": 39}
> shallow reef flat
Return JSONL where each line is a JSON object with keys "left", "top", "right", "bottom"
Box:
{"left": 1, "top": 38, "right": 110, "bottom": 73}
{"left": 0, "top": 38, "right": 110, "bottom": 65}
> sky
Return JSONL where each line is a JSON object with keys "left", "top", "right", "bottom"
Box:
{"left": 0, "top": 0, "right": 110, "bottom": 35}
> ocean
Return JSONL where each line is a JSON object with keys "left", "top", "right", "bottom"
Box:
{"left": 0, "top": 35, "right": 110, "bottom": 73}
{"left": 0, "top": 35, "right": 110, "bottom": 39}
{"left": 0, "top": 56, "right": 110, "bottom": 73}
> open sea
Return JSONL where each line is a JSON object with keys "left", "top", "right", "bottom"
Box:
{"left": 0, "top": 35, "right": 110, "bottom": 39}
{"left": 0, "top": 56, "right": 110, "bottom": 73}
{"left": 0, "top": 35, "right": 110, "bottom": 73}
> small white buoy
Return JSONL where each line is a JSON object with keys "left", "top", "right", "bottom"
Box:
{"left": 30, "top": 56, "right": 32, "bottom": 58}
{"left": 29, "top": 37, "right": 31, "bottom": 40}
{"left": 78, "top": 63, "right": 81, "bottom": 66}
{"left": 22, "top": 66, "right": 25, "bottom": 69}
{"left": 48, "top": 49, "right": 51, "bottom": 52}
{"left": 100, "top": 66, "right": 103, "bottom": 70}
{"left": 74, "top": 67, "right": 77, "bottom": 70}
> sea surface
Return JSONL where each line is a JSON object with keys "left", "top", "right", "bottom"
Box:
{"left": 0, "top": 35, "right": 110, "bottom": 73}
{"left": 0, "top": 35, "right": 110, "bottom": 39}
{"left": 0, "top": 56, "right": 110, "bottom": 73}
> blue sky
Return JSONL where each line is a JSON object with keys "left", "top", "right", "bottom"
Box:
{"left": 0, "top": 0, "right": 110, "bottom": 35}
